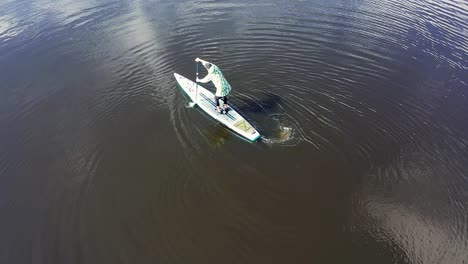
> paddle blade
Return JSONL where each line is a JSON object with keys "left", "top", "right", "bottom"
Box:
{"left": 187, "top": 101, "right": 197, "bottom": 108}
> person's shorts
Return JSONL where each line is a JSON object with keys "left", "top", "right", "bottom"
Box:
{"left": 215, "top": 96, "right": 227, "bottom": 106}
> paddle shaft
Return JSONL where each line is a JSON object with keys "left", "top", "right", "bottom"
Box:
{"left": 195, "top": 61, "right": 199, "bottom": 103}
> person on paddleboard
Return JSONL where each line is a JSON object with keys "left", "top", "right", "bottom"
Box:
{"left": 195, "top": 57, "right": 232, "bottom": 114}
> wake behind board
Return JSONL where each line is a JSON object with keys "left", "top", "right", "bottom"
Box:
{"left": 174, "top": 73, "right": 260, "bottom": 142}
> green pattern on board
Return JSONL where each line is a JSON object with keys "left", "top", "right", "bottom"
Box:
{"left": 234, "top": 119, "right": 254, "bottom": 133}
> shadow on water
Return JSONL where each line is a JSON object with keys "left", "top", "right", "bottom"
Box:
{"left": 229, "top": 92, "right": 302, "bottom": 146}
{"left": 204, "top": 123, "right": 232, "bottom": 147}
{"left": 232, "top": 91, "right": 282, "bottom": 114}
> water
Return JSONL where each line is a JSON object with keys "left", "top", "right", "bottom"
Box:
{"left": 1, "top": 0, "right": 467, "bottom": 263}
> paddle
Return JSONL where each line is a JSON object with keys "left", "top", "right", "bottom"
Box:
{"left": 188, "top": 60, "right": 199, "bottom": 107}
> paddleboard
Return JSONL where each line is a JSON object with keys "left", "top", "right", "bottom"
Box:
{"left": 174, "top": 73, "right": 261, "bottom": 142}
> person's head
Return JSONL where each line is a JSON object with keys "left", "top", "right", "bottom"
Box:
{"left": 203, "top": 62, "right": 212, "bottom": 70}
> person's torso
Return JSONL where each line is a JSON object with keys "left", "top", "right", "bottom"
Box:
{"left": 209, "top": 64, "right": 231, "bottom": 96}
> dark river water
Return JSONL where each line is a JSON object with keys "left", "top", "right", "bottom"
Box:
{"left": 1, "top": 0, "right": 468, "bottom": 263}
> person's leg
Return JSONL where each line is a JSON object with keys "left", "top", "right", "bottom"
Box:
{"left": 223, "top": 96, "right": 228, "bottom": 109}
{"left": 215, "top": 96, "right": 222, "bottom": 112}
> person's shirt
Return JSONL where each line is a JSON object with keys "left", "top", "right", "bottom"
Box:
{"left": 198, "top": 64, "right": 231, "bottom": 97}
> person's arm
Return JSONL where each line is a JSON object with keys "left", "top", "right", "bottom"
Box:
{"left": 195, "top": 57, "right": 210, "bottom": 65}
{"left": 195, "top": 57, "right": 212, "bottom": 83}
{"left": 195, "top": 57, "right": 214, "bottom": 71}
{"left": 197, "top": 73, "right": 211, "bottom": 83}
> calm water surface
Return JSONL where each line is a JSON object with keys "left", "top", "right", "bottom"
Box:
{"left": 1, "top": 0, "right": 467, "bottom": 263}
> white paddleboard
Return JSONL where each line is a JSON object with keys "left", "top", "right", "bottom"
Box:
{"left": 174, "top": 73, "right": 261, "bottom": 142}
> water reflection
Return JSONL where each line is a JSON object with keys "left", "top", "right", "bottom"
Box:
{"left": 0, "top": 0, "right": 467, "bottom": 263}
